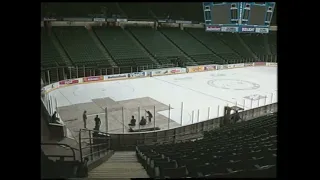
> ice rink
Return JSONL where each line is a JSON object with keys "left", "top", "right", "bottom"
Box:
{"left": 48, "top": 66, "right": 277, "bottom": 127}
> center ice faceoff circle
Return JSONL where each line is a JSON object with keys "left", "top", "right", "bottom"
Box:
{"left": 207, "top": 79, "right": 260, "bottom": 90}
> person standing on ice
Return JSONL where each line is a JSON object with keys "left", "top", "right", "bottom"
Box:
{"left": 146, "top": 110, "right": 153, "bottom": 124}
{"left": 94, "top": 115, "right": 101, "bottom": 131}
{"left": 83, "top": 111, "right": 87, "bottom": 129}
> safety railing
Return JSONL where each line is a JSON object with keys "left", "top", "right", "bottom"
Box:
{"left": 41, "top": 143, "right": 79, "bottom": 161}
{"left": 78, "top": 129, "right": 111, "bottom": 163}
{"left": 41, "top": 55, "right": 277, "bottom": 85}
{"left": 41, "top": 63, "right": 176, "bottom": 85}
{"left": 108, "top": 102, "right": 277, "bottom": 150}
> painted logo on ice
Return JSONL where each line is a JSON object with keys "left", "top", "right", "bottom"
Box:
{"left": 207, "top": 79, "right": 260, "bottom": 90}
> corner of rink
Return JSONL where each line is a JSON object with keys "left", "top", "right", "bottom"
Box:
{"left": 56, "top": 97, "right": 181, "bottom": 135}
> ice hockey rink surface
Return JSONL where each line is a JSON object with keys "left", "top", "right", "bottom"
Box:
{"left": 48, "top": 66, "right": 277, "bottom": 135}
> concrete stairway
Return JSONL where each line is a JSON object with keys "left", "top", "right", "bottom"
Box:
{"left": 88, "top": 151, "right": 149, "bottom": 179}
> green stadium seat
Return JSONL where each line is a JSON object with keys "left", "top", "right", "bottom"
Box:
{"left": 160, "top": 28, "right": 224, "bottom": 65}
{"left": 217, "top": 33, "right": 255, "bottom": 61}
{"left": 53, "top": 27, "right": 112, "bottom": 68}
{"left": 186, "top": 28, "right": 243, "bottom": 64}
{"left": 93, "top": 26, "right": 155, "bottom": 68}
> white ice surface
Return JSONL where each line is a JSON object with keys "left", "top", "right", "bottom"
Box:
{"left": 47, "top": 67, "right": 277, "bottom": 126}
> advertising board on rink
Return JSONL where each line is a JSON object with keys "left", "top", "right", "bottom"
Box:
{"left": 234, "top": 63, "right": 245, "bottom": 68}
{"left": 203, "top": 65, "right": 216, "bottom": 71}
{"left": 254, "top": 62, "right": 266, "bottom": 66}
{"left": 104, "top": 74, "right": 128, "bottom": 80}
{"left": 128, "top": 72, "right": 146, "bottom": 78}
{"left": 187, "top": 66, "right": 204, "bottom": 73}
{"left": 266, "top": 62, "right": 277, "bottom": 67}
{"left": 59, "top": 79, "right": 79, "bottom": 85}
{"left": 83, "top": 76, "right": 103, "bottom": 82}
{"left": 244, "top": 63, "right": 254, "bottom": 67}
{"left": 143, "top": 67, "right": 186, "bottom": 77}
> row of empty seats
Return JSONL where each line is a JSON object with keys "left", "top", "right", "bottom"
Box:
{"left": 136, "top": 113, "right": 277, "bottom": 178}
{"left": 53, "top": 27, "right": 112, "bottom": 67}
{"left": 160, "top": 28, "right": 224, "bottom": 65}
{"left": 240, "top": 34, "right": 270, "bottom": 57}
{"left": 186, "top": 29, "right": 244, "bottom": 64}
{"left": 41, "top": 28, "right": 66, "bottom": 68}
{"left": 42, "top": 27, "right": 277, "bottom": 72}
{"left": 268, "top": 32, "right": 277, "bottom": 55}
{"left": 217, "top": 33, "right": 255, "bottom": 60}
{"left": 93, "top": 27, "right": 154, "bottom": 67}
{"left": 129, "top": 27, "right": 187, "bottom": 65}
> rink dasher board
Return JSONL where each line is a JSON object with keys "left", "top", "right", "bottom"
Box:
{"left": 43, "top": 63, "right": 277, "bottom": 94}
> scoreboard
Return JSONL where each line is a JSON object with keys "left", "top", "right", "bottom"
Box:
{"left": 203, "top": 2, "right": 275, "bottom": 33}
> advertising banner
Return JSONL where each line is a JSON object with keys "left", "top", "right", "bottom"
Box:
{"left": 104, "top": 74, "right": 128, "bottom": 80}
{"left": 266, "top": 62, "right": 277, "bottom": 67}
{"left": 204, "top": 65, "right": 216, "bottom": 71}
{"left": 151, "top": 68, "right": 185, "bottom": 76}
{"left": 254, "top": 62, "right": 266, "bottom": 66}
{"left": 223, "top": 65, "right": 228, "bottom": 69}
{"left": 227, "top": 64, "right": 235, "bottom": 69}
{"left": 64, "top": 17, "right": 92, "bottom": 21}
{"left": 116, "top": 18, "right": 128, "bottom": 22}
{"left": 206, "top": 26, "right": 221, "bottom": 32}
{"left": 93, "top": 18, "right": 105, "bottom": 22}
{"left": 255, "top": 28, "right": 269, "bottom": 33}
{"left": 216, "top": 65, "right": 223, "bottom": 70}
{"left": 175, "top": 20, "right": 192, "bottom": 24}
{"left": 234, "top": 63, "right": 245, "bottom": 68}
{"left": 241, "top": 27, "right": 255, "bottom": 33}
{"left": 59, "top": 79, "right": 79, "bottom": 85}
{"left": 158, "top": 19, "right": 167, "bottom": 23}
{"left": 221, "top": 26, "right": 239, "bottom": 33}
{"left": 106, "top": 18, "right": 116, "bottom": 22}
{"left": 187, "top": 66, "right": 205, "bottom": 73}
{"left": 244, "top": 63, "right": 254, "bottom": 67}
{"left": 128, "top": 72, "right": 146, "bottom": 78}
{"left": 83, "top": 76, "right": 103, "bottom": 82}
{"left": 142, "top": 68, "right": 185, "bottom": 77}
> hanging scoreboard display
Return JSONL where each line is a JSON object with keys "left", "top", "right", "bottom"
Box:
{"left": 203, "top": 2, "right": 275, "bottom": 33}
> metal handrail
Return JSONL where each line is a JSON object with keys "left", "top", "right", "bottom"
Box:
{"left": 41, "top": 142, "right": 79, "bottom": 161}
{"left": 78, "top": 128, "right": 111, "bottom": 162}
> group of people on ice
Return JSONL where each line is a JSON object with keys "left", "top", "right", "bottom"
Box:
{"left": 81, "top": 110, "right": 153, "bottom": 131}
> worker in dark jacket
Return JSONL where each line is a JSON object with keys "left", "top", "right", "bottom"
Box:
{"left": 83, "top": 111, "right": 87, "bottom": 129}
{"left": 139, "top": 116, "right": 147, "bottom": 126}
{"left": 128, "top": 116, "right": 136, "bottom": 126}
{"left": 94, "top": 115, "right": 101, "bottom": 131}
{"left": 146, "top": 110, "right": 153, "bottom": 124}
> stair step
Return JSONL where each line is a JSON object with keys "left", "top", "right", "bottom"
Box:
{"left": 88, "top": 151, "right": 149, "bottom": 178}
